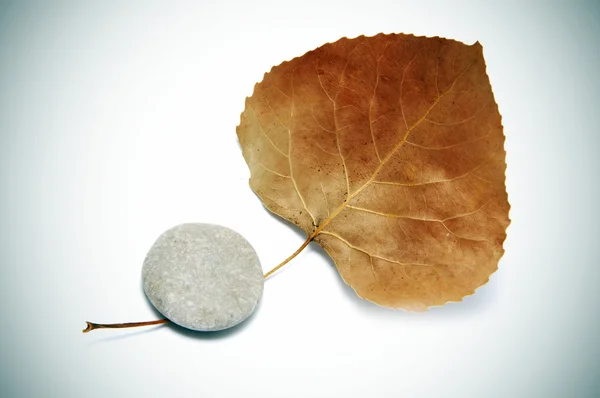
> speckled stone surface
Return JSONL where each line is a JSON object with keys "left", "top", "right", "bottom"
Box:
{"left": 142, "top": 223, "right": 263, "bottom": 331}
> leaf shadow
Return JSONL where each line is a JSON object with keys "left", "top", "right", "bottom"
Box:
{"left": 85, "top": 295, "right": 168, "bottom": 346}
{"left": 85, "top": 322, "right": 169, "bottom": 347}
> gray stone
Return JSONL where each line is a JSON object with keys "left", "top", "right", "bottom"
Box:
{"left": 142, "top": 223, "right": 263, "bottom": 331}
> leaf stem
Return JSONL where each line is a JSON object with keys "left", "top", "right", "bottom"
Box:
{"left": 82, "top": 319, "right": 169, "bottom": 333}
{"left": 263, "top": 234, "right": 314, "bottom": 279}
{"left": 83, "top": 233, "right": 315, "bottom": 333}
{"left": 84, "top": 213, "right": 340, "bottom": 333}
{"left": 264, "top": 198, "right": 350, "bottom": 278}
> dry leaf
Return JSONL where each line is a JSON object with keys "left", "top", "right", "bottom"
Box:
{"left": 237, "top": 33, "right": 510, "bottom": 310}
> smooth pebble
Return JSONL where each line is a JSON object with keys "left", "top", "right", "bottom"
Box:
{"left": 142, "top": 223, "right": 263, "bottom": 331}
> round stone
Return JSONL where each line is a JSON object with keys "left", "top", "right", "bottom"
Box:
{"left": 142, "top": 223, "right": 263, "bottom": 331}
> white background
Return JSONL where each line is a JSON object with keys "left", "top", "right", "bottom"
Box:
{"left": 1, "top": 1, "right": 599, "bottom": 397}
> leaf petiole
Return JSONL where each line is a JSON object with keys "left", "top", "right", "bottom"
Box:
{"left": 82, "top": 319, "right": 169, "bottom": 333}
{"left": 84, "top": 228, "right": 320, "bottom": 333}
{"left": 263, "top": 234, "right": 315, "bottom": 279}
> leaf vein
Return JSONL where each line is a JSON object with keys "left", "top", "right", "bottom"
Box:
{"left": 319, "top": 230, "right": 436, "bottom": 267}
{"left": 257, "top": 161, "right": 290, "bottom": 178}
{"left": 251, "top": 107, "right": 289, "bottom": 158}
{"left": 373, "top": 149, "right": 497, "bottom": 187}
{"left": 288, "top": 71, "right": 317, "bottom": 227}
{"left": 369, "top": 57, "right": 382, "bottom": 163}
{"left": 405, "top": 126, "right": 492, "bottom": 150}
{"left": 346, "top": 204, "right": 494, "bottom": 244}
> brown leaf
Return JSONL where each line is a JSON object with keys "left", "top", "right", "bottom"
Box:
{"left": 237, "top": 33, "right": 510, "bottom": 311}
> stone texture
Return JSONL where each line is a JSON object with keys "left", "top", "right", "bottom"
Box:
{"left": 142, "top": 223, "right": 263, "bottom": 331}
